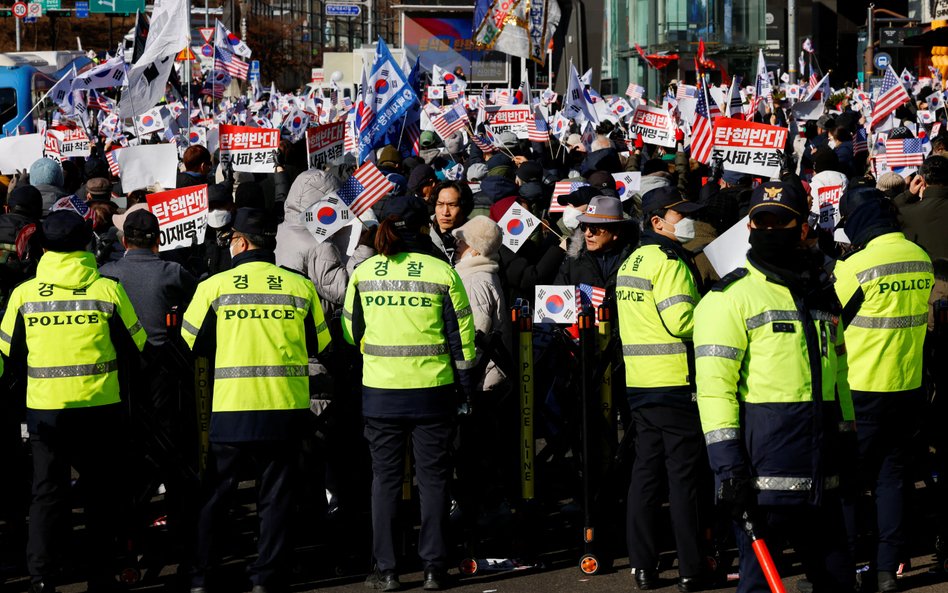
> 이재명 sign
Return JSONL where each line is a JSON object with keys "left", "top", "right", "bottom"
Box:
{"left": 146, "top": 184, "right": 209, "bottom": 252}
{"left": 628, "top": 105, "right": 677, "bottom": 148}
{"left": 710, "top": 117, "right": 788, "bottom": 178}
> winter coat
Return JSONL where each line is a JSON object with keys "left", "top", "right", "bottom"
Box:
{"left": 454, "top": 253, "right": 510, "bottom": 391}
{"left": 471, "top": 175, "right": 519, "bottom": 219}
{"left": 34, "top": 183, "right": 68, "bottom": 214}
{"left": 275, "top": 178, "right": 373, "bottom": 314}
{"left": 555, "top": 231, "right": 635, "bottom": 297}
{"left": 899, "top": 185, "right": 948, "bottom": 260}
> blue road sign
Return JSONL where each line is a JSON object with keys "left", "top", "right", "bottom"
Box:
{"left": 75, "top": 1, "right": 88, "bottom": 17}
{"left": 23, "top": 15, "right": 36, "bottom": 22}
{"left": 874, "top": 52, "right": 891, "bottom": 70}
{"left": 249, "top": 60, "right": 260, "bottom": 83}
{"left": 325, "top": 3, "right": 360, "bottom": 16}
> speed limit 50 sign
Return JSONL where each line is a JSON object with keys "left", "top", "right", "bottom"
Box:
{"left": 12, "top": 2, "right": 28, "bottom": 18}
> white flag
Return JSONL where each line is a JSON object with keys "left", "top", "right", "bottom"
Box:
{"left": 120, "top": 0, "right": 190, "bottom": 114}
{"left": 48, "top": 66, "right": 77, "bottom": 108}
{"left": 72, "top": 54, "right": 127, "bottom": 91}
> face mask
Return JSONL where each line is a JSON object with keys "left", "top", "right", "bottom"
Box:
{"left": 207, "top": 209, "right": 232, "bottom": 229}
{"left": 563, "top": 207, "right": 583, "bottom": 230}
{"left": 749, "top": 227, "right": 802, "bottom": 268}
{"left": 828, "top": 139, "right": 838, "bottom": 149}
{"left": 668, "top": 216, "right": 696, "bottom": 242}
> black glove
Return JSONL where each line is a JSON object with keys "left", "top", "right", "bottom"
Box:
{"left": 709, "top": 156, "right": 724, "bottom": 183}
{"left": 718, "top": 476, "right": 756, "bottom": 519}
{"left": 779, "top": 150, "right": 795, "bottom": 178}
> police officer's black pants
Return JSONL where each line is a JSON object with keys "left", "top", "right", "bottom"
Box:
{"left": 626, "top": 403, "right": 705, "bottom": 577}
{"left": 364, "top": 416, "right": 454, "bottom": 573}
{"left": 192, "top": 440, "right": 297, "bottom": 589}
{"left": 27, "top": 407, "right": 122, "bottom": 587}
{"left": 842, "top": 390, "right": 920, "bottom": 572}
{"left": 735, "top": 500, "right": 853, "bottom": 593}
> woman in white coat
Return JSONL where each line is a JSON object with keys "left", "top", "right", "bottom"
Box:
{"left": 452, "top": 215, "right": 510, "bottom": 391}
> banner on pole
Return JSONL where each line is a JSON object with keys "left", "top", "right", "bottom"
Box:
{"left": 485, "top": 104, "right": 533, "bottom": 138}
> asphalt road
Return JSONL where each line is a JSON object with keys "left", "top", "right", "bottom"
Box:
{"left": 11, "top": 552, "right": 948, "bottom": 593}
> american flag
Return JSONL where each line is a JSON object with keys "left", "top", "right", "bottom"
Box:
{"left": 337, "top": 162, "right": 393, "bottom": 216}
{"left": 431, "top": 103, "right": 468, "bottom": 140}
{"left": 214, "top": 47, "right": 248, "bottom": 80}
{"left": 853, "top": 128, "right": 868, "bottom": 155}
{"left": 550, "top": 181, "right": 588, "bottom": 214}
{"left": 471, "top": 133, "right": 493, "bottom": 152}
{"left": 690, "top": 87, "right": 714, "bottom": 164}
{"left": 446, "top": 84, "right": 462, "bottom": 100}
{"left": 87, "top": 90, "right": 114, "bottom": 112}
{"left": 626, "top": 83, "right": 645, "bottom": 100}
{"left": 51, "top": 194, "right": 94, "bottom": 220}
{"left": 676, "top": 84, "right": 697, "bottom": 101}
{"left": 871, "top": 66, "right": 911, "bottom": 130}
{"left": 575, "top": 283, "right": 606, "bottom": 317}
{"left": 106, "top": 149, "right": 122, "bottom": 177}
{"left": 528, "top": 110, "right": 549, "bottom": 143}
{"left": 885, "top": 138, "right": 925, "bottom": 168}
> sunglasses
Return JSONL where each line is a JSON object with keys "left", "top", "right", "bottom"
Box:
{"left": 580, "top": 223, "right": 608, "bottom": 234}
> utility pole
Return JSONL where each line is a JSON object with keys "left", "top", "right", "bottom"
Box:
{"left": 787, "top": 0, "right": 796, "bottom": 78}
{"left": 15, "top": 16, "right": 21, "bottom": 51}
{"left": 865, "top": 3, "right": 875, "bottom": 79}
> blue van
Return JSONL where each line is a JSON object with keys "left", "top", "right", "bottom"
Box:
{"left": 0, "top": 51, "right": 93, "bottom": 137}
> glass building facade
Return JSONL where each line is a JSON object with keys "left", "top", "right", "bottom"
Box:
{"left": 604, "top": 0, "right": 767, "bottom": 95}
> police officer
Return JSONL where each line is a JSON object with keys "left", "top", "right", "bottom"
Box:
{"left": 694, "top": 181, "right": 855, "bottom": 593}
{"left": 182, "top": 208, "right": 331, "bottom": 593}
{"left": 617, "top": 186, "right": 705, "bottom": 591}
{"left": 834, "top": 187, "right": 933, "bottom": 592}
{"left": 0, "top": 210, "right": 146, "bottom": 593}
{"left": 342, "top": 194, "right": 476, "bottom": 592}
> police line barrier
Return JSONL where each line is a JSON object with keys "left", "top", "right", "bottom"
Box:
{"left": 513, "top": 305, "right": 535, "bottom": 501}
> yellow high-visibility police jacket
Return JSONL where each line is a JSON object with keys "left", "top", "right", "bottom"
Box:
{"left": 833, "top": 232, "right": 932, "bottom": 394}
{"left": 616, "top": 235, "right": 701, "bottom": 407}
{"left": 0, "top": 250, "right": 146, "bottom": 412}
{"left": 695, "top": 257, "right": 855, "bottom": 506}
{"left": 342, "top": 250, "right": 476, "bottom": 419}
{"left": 182, "top": 251, "right": 330, "bottom": 441}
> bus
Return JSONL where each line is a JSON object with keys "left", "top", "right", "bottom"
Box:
{"left": 0, "top": 51, "right": 93, "bottom": 137}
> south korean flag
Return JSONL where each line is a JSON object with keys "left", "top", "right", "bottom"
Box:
{"left": 534, "top": 285, "right": 578, "bottom": 324}
{"left": 496, "top": 201, "right": 541, "bottom": 253}
{"left": 301, "top": 194, "right": 353, "bottom": 244}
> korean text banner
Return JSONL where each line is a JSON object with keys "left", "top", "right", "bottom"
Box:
{"left": 710, "top": 118, "right": 788, "bottom": 178}
{"left": 46, "top": 127, "right": 91, "bottom": 159}
{"left": 305, "top": 122, "right": 346, "bottom": 169}
{"left": 628, "top": 105, "right": 677, "bottom": 148}
{"left": 402, "top": 11, "right": 508, "bottom": 84}
{"left": 219, "top": 124, "right": 279, "bottom": 173}
{"left": 146, "top": 184, "right": 209, "bottom": 252}
{"left": 486, "top": 105, "right": 532, "bottom": 139}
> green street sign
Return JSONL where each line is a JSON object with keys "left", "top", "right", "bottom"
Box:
{"left": 89, "top": 0, "right": 142, "bottom": 13}
{"left": 41, "top": 0, "right": 60, "bottom": 10}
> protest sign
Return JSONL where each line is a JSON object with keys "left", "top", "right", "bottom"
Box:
{"left": 0, "top": 134, "right": 44, "bottom": 174}
{"left": 46, "top": 127, "right": 91, "bottom": 159}
{"left": 146, "top": 184, "right": 209, "bottom": 252}
{"left": 116, "top": 144, "right": 179, "bottom": 191}
{"left": 703, "top": 216, "right": 750, "bottom": 278}
{"left": 485, "top": 105, "right": 533, "bottom": 139}
{"left": 710, "top": 118, "right": 787, "bottom": 178}
{"left": 628, "top": 105, "right": 676, "bottom": 148}
{"left": 305, "top": 122, "right": 346, "bottom": 169}
{"left": 219, "top": 124, "right": 279, "bottom": 173}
